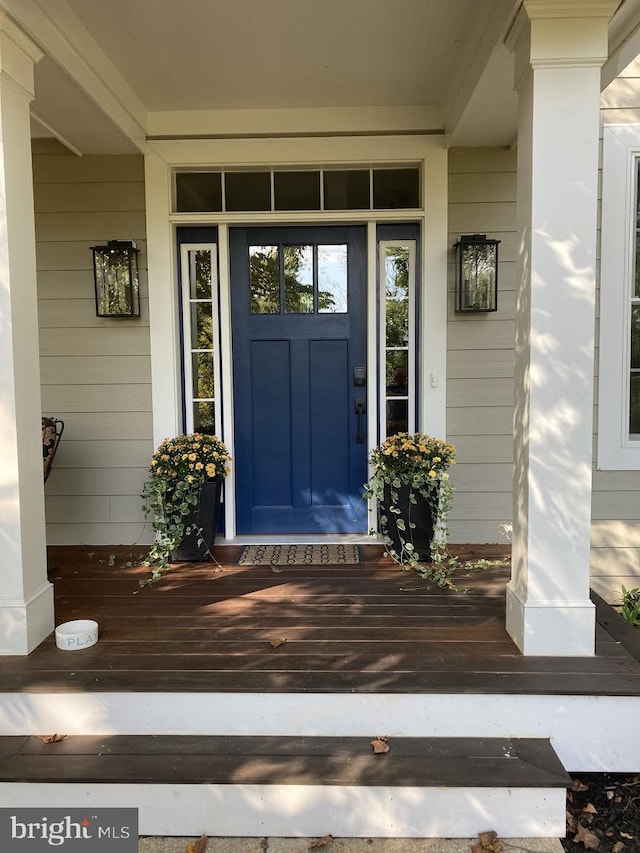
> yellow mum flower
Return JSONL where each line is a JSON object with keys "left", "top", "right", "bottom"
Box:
{"left": 188, "top": 453, "right": 197, "bottom": 461}
{"left": 428, "top": 470, "right": 437, "bottom": 478}
{"left": 195, "top": 462, "right": 204, "bottom": 470}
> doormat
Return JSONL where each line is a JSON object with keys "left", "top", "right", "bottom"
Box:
{"left": 238, "top": 544, "right": 360, "bottom": 566}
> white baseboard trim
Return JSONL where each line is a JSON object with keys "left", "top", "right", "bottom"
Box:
{"left": 506, "top": 582, "right": 596, "bottom": 656}
{"left": 0, "top": 582, "right": 54, "bottom": 655}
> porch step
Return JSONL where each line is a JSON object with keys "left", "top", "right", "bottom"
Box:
{"left": 0, "top": 736, "right": 570, "bottom": 838}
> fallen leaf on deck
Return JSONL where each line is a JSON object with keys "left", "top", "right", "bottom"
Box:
{"left": 620, "top": 833, "right": 635, "bottom": 839}
{"left": 186, "top": 833, "right": 208, "bottom": 853}
{"left": 309, "top": 835, "right": 333, "bottom": 849}
{"left": 582, "top": 803, "right": 598, "bottom": 814}
{"left": 270, "top": 565, "right": 284, "bottom": 574}
{"left": 40, "top": 734, "right": 66, "bottom": 744}
{"left": 573, "top": 780, "right": 589, "bottom": 792}
{"left": 573, "top": 823, "right": 600, "bottom": 849}
{"left": 612, "top": 843, "right": 625, "bottom": 853}
{"left": 269, "top": 637, "right": 287, "bottom": 648}
{"left": 477, "top": 830, "right": 503, "bottom": 851}
{"left": 567, "top": 810, "right": 578, "bottom": 833}
{"left": 370, "top": 737, "right": 390, "bottom": 754}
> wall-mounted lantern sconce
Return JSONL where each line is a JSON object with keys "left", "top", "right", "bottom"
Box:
{"left": 91, "top": 240, "right": 140, "bottom": 317}
{"left": 453, "top": 234, "right": 500, "bottom": 313}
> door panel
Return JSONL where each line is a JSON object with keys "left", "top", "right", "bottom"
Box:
{"left": 231, "top": 225, "right": 367, "bottom": 534}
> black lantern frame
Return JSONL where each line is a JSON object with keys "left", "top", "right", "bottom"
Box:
{"left": 453, "top": 234, "right": 500, "bottom": 313}
{"left": 91, "top": 240, "right": 140, "bottom": 317}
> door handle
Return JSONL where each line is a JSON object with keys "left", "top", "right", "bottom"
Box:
{"left": 355, "top": 397, "right": 366, "bottom": 443}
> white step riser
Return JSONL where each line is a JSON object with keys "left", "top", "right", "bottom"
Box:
{"left": 0, "top": 783, "right": 566, "bottom": 839}
{"left": 4, "top": 692, "right": 640, "bottom": 772}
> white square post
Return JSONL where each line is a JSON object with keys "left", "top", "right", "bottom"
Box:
{"left": 0, "top": 16, "right": 54, "bottom": 654}
{"left": 505, "top": 1, "right": 618, "bottom": 655}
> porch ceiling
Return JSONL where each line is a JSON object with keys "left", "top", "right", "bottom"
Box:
{"left": 16, "top": 0, "right": 522, "bottom": 154}
{"left": 63, "top": 0, "right": 505, "bottom": 113}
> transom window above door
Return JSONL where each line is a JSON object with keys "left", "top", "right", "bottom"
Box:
{"left": 174, "top": 167, "right": 421, "bottom": 213}
{"left": 249, "top": 244, "right": 348, "bottom": 315}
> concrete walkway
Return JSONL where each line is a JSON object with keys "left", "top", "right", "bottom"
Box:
{"left": 139, "top": 837, "right": 564, "bottom": 852}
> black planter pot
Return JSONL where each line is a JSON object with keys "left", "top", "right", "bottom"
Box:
{"left": 171, "top": 476, "right": 223, "bottom": 562}
{"left": 380, "top": 482, "right": 435, "bottom": 562}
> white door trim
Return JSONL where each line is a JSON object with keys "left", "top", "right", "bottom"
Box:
{"left": 144, "top": 138, "right": 448, "bottom": 538}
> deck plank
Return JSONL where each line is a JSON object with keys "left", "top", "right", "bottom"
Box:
{"left": 0, "top": 735, "right": 570, "bottom": 787}
{"left": 0, "top": 545, "right": 635, "bottom": 697}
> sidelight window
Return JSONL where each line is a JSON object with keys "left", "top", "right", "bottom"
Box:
{"left": 379, "top": 240, "right": 416, "bottom": 439}
{"left": 180, "top": 244, "right": 222, "bottom": 435}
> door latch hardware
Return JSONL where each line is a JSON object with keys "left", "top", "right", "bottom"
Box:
{"left": 355, "top": 397, "right": 366, "bottom": 443}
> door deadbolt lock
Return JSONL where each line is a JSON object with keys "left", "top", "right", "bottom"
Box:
{"left": 353, "top": 367, "right": 366, "bottom": 387}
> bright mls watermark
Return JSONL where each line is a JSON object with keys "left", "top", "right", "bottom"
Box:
{"left": 0, "top": 809, "right": 138, "bottom": 851}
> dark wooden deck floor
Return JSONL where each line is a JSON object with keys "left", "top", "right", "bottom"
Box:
{"left": 1, "top": 544, "right": 639, "bottom": 695}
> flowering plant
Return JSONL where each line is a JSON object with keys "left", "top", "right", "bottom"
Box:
{"left": 140, "top": 433, "right": 231, "bottom": 580}
{"left": 365, "top": 432, "right": 456, "bottom": 587}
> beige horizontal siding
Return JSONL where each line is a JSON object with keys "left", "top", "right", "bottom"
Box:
{"left": 45, "top": 467, "right": 148, "bottom": 497}
{"left": 447, "top": 378, "right": 514, "bottom": 408}
{"left": 49, "top": 412, "right": 153, "bottom": 441}
{"left": 44, "top": 495, "right": 145, "bottom": 525}
{"left": 447, "top": 407, "right": 513, "bottom": 436}
{"left": 38, "top": 268, "right": 149, "bottom": 299}
{"left": 45, "top": 523, "right": 149, "bottom": 547}
{"left": 36, "top": 239, "right": 146, "bottom": 271}
{"left": 447, "top": 520, "right": 512, "bottom": 543}
{"left": 40, "top": 355, "right": 152, "bottom": 385}
{"left": 34, "top": 140, "right": 152, "bottom": 546}
{"left": 39, "top": 327, "right": 151, "bottom": 357}
{"left": 32, "top": 152, "right": 144, "bottom": 184}
{"left": 447, "top": 148, "right": 516, "bottom": 545}
{"left": 38, "top": 298, "right": 150, "bottom": 328}
{"left": 41, "top": 384, "right": 152, "bottom": 413}
{"left": 35, "top": 211, "right": 146, "bottom": 242}
{"left": 54, "top": 440, "right": 153, "bottom": 470}
{"left": 34, "top": 181, "right": 146, "bottom": 213}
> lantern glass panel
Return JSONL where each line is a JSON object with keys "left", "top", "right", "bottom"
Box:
{"left": 94, "top": 246, "right": 139, "bottom": 316}
{"left": 459, "top": 242, "right": 497, "bottom": 312}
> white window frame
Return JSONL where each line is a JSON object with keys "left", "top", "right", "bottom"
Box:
{"left": 599, "top": 125, "right": 640, "bottom": 469}
{"left": 378, "top": 239, "right": 417, "bottom": 442}
{"left": 179, "top": 243, "right": 223, "bottom": 437}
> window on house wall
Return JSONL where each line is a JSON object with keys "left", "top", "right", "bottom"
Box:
{"left": 173, "top": 167, "right": 421, "bottom": 213}
{"left": 180, "top": 244, "right": 222, "bottom": 436}
{"left": 598, "top": 125, "right": 640, "bottom": 469}
{"left": 379, "top": 239, "right": 417, "bottom": 439}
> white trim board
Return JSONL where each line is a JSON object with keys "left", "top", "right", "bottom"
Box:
{"left": 144, "top": 137, "right": 448, "bottom": 537}
{"left": 599, "top": 123, "right": 640, "bottom": 469}
{"left": 0, "top": 783, "right": 565, "bottom": 839}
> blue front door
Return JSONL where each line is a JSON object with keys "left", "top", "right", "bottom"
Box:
{"left": 231, "top": 226, "right": 368, "bottom": 534}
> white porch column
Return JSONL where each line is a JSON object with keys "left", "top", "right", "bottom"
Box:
{"left": 505, "top": 1, "right": 616, "bottom": 656}
{"left": 0, "top": 16, "right": 54, "bottom": 654}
